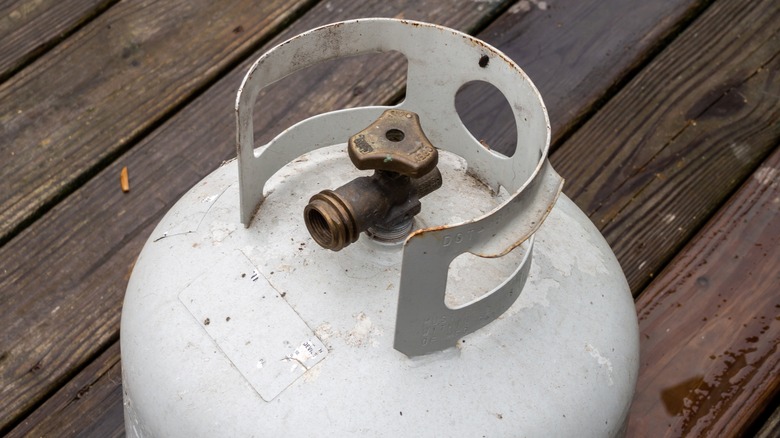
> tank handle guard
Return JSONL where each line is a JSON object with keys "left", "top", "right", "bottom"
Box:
{"left": 235, "top": 19, "right": 563, "bottom": 356}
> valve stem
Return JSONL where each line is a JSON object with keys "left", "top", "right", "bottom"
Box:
{"left": 304, "top": 109, "right": 442, "bottom": 251}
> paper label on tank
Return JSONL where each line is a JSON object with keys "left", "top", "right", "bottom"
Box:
{"left": 179, "top": 251, "right": 327, "bottom": 401}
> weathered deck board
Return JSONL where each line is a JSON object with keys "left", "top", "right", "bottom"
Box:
{"left": 0, "top": 0, "right": 515, "bottom": 432}
{"left": 0, "top": 0, "right": 316, "bottom": 245}
{"left": 551, "top": 0, "right": 780, "bottom": 293}
{"left": 0, "top": 0, "right": 317, "bottom": 430}
{"left": 0, "top": 0, "right": 116, "bottom": 82}
{"left": 455, "top": 0, "right": 709, "bottom": 155}
{"left": 627, "top": 146, "right": 780, "bottom": 437}
{"left": 7, "top": 343, "right": 123, "bottom": 438}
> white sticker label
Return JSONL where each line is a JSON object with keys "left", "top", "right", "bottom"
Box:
{"left": 180, "top": 252, "right": 327, "bottom": 401}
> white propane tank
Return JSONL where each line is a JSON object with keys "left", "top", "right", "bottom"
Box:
{"left": 121, "top": 19, "right": 639, "bottom": 437}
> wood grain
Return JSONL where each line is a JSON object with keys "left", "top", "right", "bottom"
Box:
{"left": 0, "top": 0, "right": 514, "bottom": 432}
{"left": 7, "top": 342, "right": 123, "bottom": 438}
{"left": 455, "top": 0, "right": 709, "bottom": 156}
{"left": 0, "top": 0, "right": 316, "bottom": 245}
{"left": 0, "top": 0, "right": 116, "bottom": 82}
{"left": 627, "top": 146, "right": 780, "bottom": 437}
{"left": 755, "top": 402, "right": 780, "bottom": 438}
{"left": 551, "top": 0, "right": 780, "bottom": 293}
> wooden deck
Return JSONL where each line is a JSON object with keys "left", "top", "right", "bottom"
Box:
{"left": 1, "top": 0, "right": 778, "bottom": 436}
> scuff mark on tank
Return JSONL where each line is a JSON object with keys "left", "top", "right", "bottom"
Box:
{"left": 153, "top": 183, "right": 231, "bottom": 242}
{"left": 345, "top": 312, "right": 379, "bottom": 347}
{"left": 209, "top": 221, "right": 237, "bottom": 245}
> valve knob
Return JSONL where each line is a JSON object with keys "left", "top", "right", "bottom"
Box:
{"left": 348, "top": 109, "right": 438, "bottom": 178}
{"left": 305, "top": 109, "right": 442, "bottom": 251}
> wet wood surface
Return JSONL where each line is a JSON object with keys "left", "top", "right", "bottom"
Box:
{"left": 552, "top": 0, "right": 780, "bottom": 293}
{"left": 628, "top": 146, "right": 780, "bottom": 436}
{"left": 1, "top": 0, "right": 778, "bottom": 435}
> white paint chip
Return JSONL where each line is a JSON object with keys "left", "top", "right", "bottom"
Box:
{"left": 585, "top": 343, "right": 614, "bottom": 386}
{"left": 345, "top": 312, "right": 377, "bottom": 347}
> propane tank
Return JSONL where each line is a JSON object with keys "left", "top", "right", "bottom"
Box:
{"left": 121, "top": 19, "right": 639, "bottom": 437}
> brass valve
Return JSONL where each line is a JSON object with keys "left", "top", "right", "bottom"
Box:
{"left": 304, "top": 109, "right": 442, "bottom": 251}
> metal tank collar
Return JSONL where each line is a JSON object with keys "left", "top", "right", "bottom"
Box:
{"left": 234, "top": 18, "right": 563, "bottom": 357}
